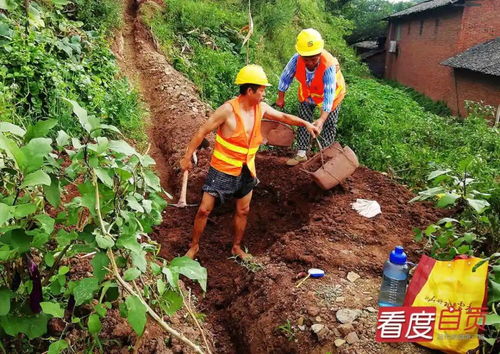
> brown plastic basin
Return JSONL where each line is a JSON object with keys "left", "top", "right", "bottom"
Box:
{"left": 261, "top": 119, "right": 295, "bottom": 147}
{"left": 301, "top": 142, "right": 359, "bottom": 190}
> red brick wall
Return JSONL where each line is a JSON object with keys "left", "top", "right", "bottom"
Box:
{"left": 455, "top": 70, "right": 500, "bottom": 116}
{"left": 459, "top": 0, "right": 500, "bottom": 52}
{"left": 385, "top": 7, "right": 464, "bottom": 108}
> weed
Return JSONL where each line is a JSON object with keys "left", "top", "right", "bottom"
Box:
{"left": 276, "top": 320, "right": 295, "bottom": 341}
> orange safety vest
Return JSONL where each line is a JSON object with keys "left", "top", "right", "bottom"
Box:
{"left": 210, "top": 96, "right": 263, "bottom": 177}
{"left": 295, "top": 50, "right": 346, "bottom": 111}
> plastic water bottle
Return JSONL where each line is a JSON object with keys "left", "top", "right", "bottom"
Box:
{"left": 378, "top": 246, "right": 409, "bottom": 307}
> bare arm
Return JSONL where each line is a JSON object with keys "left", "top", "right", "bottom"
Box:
{"left": 262, "top": 102, "right": 319, "bottom": 138}
{"left": 180, "top": 103, "right": 230, "bottom": 170}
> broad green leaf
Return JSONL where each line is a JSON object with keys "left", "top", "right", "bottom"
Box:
{"left": 485, "top": 314, "right": 500, "bottom": 325}
{"left": 88, "top": 313, "right": 101, "bottom": 335}
{"left": 3, "top": 229, "right": 31, "bottom": 253}
{"left": 0, "top": 313, "right": 49, "bottom": 339}
{"left": 73, "top": 278, "right": 99, "bottom": 305}
{"left": 100, "top": 124, "right": 122, "bottom": 135}
{"left": 56, "top": 229, "right": 77, "bottom": 248}
{"left": 0, "top": 0, "right": 17, "bottom": 11}
{"left": 41, "top": 302, "right": 64, "bottom": 318}
{"left": 123, "top": 268, "right": 141, "bottom": 281}
{"left": 34, "top": 214, "right": 55, "bottom": 234}
{"left": 21, "top": 170, "right": 51, "bottom": 188}
{"left": 56, "top": 130, "right": 70, "bottom": 147}
{"left": 43, "top": 176, "right": 61, "bottom": 207}
{"left": 488, "top": 279, "right": 500, "bottom": 305}
{"left": 95, "top": 168, "right": 113, "bottom": 188}
{"left": 436, "top": 193, "right": 460, "bottom": 208}
{"left": 125, "top": 295, "right": 147, "bottom": 336}
{"left": 13, "top": 203, "right": 37, "bottom": 218}
{"left": 131, "top": 249, "right": 147, "bottom": 273}
{"left": 466, "top": 198, "right": 490, "bottom": 214}
{"left": 436, "top": 217, "right": 458, "bottom": 225}
{"left": 169, "top": 257, "right": 207, "bottom": 292}
{"left": 151, "top": 262, "right": 161, "bottom": 275}
{"left": 28, "top": 3, "right": 45, "bottom": 28}
{"left": 51, "top": 0, "right": 70, "bottom": 9}
{"left": 116, "top": 233, "right": 141, "bottom": 253}
{"left": 143, "top": 170, "right": 161, "bottom": 191}
{"left": 156, "top": 279, "right": 166, "bottom": 295}
{"left": 126, "top": 195, "right": 144, "bottom": 212}
{"left": 0, "top": 287, "right": 11, "bottom": 315}
{"left": 47, "top": 340, "right": 68, "bottom": 354}
{"left": 162, "top": 267, "right": 179, "bottom": 290}
{"left": 424, "top": 224, "right": 439, "bottom": 236}
{"left": 0, "top": 132, "right": 26, "bottom": 168}
{"left": 24, "top": 119, "right": 57, "bottom": 141}
{"left": 0, "top": 122, "right": 25, "bottom": 136}
{"left": 91, "top": 253, "right": 110, "bottom": 282}
{"left": 20, "top": 137, "right": 52, "bottom": 172}
{"left": 96, "top": 234, "right": 114, "bottom": 249}
{"left": 427, "top": 169, "right": 451, "bottom": 180}
{"left": 63, "top": 99, "right": 99, "bottom": 133}
{"left": 0, "top": 203, "right": 11, "bottom": 225}
{"left": 77, "top": 181, "right": 96, "bottom": 216}
{"left": 109, "top": 140, "right": 136, "bottom": 156}
{"left": 481, "top": 336, "right": 496, "bottom": 346}
{"left": 160, "top": 290, "right": 183, "bottom": 316}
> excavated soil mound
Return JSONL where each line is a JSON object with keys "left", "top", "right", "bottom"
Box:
{"left": 114, "top": 1, "right": 446, "bottom": 352}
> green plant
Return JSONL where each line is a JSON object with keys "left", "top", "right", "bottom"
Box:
{"left": 465, "top": 100, "right": 496, "bottom": 121}
{"left": 0, "top": 102, "right": 206, "bottom": 352}
{"left": 473, "top": 254, "right": 500, "bottom": 351}
{"left": 0, "top": 1, "right": 144, "bottom": 141}
{"left": 276, "top": 319, "right": 295, "bottom": 341}
{"left": 411, "top": 163, "right": 495, "bottom": 260}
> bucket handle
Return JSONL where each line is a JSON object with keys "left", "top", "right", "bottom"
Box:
{"left": 299, "top": 138, "right": 324, "bottom": 175}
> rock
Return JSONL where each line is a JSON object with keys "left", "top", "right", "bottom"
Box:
{"left": 317, "top": 327, "right": 330, "bottom": 341}
{"left": 336, "top": 296, "right": 345, "bottom": 302}
{"left": 347, "top": 271, "right": 361, "bottom": 283}
{"left": 346, "top": 331, "right": 360, "bottom": 344}
{"left": 338, "top": 323, "right": 355, "bottom": 337}
{"left": 365, "top": 306, "right": 377, "bottom": 313}
{"left": 315, "top": 316, "right": 322, "bottom": 322}
{"left": 334, "top": 339, "right": 346, "bottom": 347}
{"left": 307, "top": 306, "right": 320, "bottom": 317}
{"left": 336, "top": 309, "right": 362, "bottom": 324}
{"left": 297, "top": 316, "right": 304, "bottom": 326}
{"left": 311, "top": 324, "right": 325, "bottom": 334}
{"left": 333, "top": 328, "right": 342, "bottom": 337}
{"left": 298, "top": 325, "right": 306, "bottom": 331}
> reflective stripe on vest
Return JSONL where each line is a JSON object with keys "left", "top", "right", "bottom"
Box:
{"left": 295, "top": 50, "right": 346, "bottom": 110}
{"left": 210, "top": 96, "right": 263, "bottom": 177}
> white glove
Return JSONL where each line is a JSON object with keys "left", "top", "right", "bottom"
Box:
{"left": 351, "top": 199, "right": 381, "bottom": 218}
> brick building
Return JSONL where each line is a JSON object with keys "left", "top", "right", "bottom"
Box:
{"left": 384, "top": 0, "right": 500, "bottom": 116}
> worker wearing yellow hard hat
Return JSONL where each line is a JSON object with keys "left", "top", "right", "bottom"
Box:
{"left": 276, "top": 28, "right": 347, "bottom": 166}
{"left": 181, "top": 65, "right": 319, "bottom": 260}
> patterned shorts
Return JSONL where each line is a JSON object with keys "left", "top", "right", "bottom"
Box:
{"left": 202, "top": 165, "right": 259, "bottom": 205}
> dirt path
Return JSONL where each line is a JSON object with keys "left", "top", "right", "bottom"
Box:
{"left": 112, "top": 1, "right": 444, "bottom": 353}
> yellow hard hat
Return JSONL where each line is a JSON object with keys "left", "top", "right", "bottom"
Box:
{"left": 235, "top": 64, "right": 271, "bottom": 86}
{"left": 295, "top": 28, "right": 324, "bottom": 56}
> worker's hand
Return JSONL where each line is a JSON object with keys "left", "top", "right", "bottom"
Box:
{"left": 180, "top": 156, "right": 193, "bottom": 171}
{"left": 312, "top": 119, "right": 324, "bottom": 135}
{"left": 306, "top": 122, "right": 320, "bottom": 138}
{"left": 275, "top": 96, "right": 285, "bottom": 109}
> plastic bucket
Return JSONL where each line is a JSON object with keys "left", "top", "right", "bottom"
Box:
{"left": 261, "top": 119, "right": 295, "bottom": 147}
{"left": 301, "top": 142, "right": 359, "bottom": 190}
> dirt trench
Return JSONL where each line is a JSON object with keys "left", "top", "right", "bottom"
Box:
{"left": 112, "top": 1, "right": 444, "bottom": 353}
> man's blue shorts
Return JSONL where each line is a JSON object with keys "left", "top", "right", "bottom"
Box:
{"left": 202, "top": 165, "right": 259, "bottom": 205}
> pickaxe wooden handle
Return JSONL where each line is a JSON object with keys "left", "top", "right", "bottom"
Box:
{"left": 175, "top": 169, "right": 189, "bottom": 208}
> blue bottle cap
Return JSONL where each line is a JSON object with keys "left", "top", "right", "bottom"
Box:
{"left": 390, "top": 246, "right": 407, "bottom": 265}
{"left": 308, "top": 268, "right": 325, "bottom": 278}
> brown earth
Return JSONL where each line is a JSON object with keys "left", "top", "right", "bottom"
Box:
{"left": 111, "top": 0, "right": 446, "bottom": 353}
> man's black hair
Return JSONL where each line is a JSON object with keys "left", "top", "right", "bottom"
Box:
{"left": 239, "top": 83, "right": 261, "bottom": 95}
